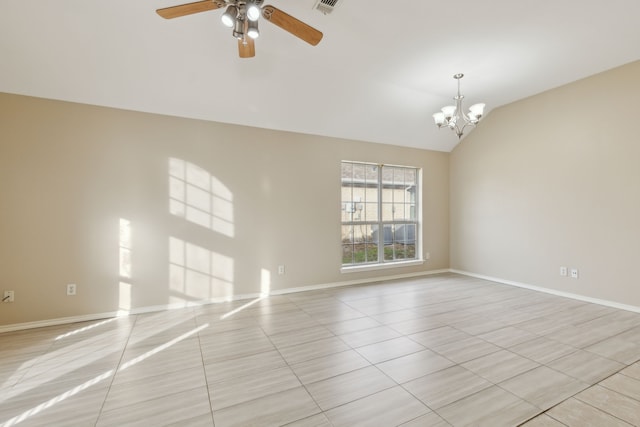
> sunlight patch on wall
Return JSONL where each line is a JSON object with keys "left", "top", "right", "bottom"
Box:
{"left": 261, "top": 268, "right": 271, "bottom": 296}
{"left": 168, "top": 158, "right": 234, "bottom": 238}
{"left": 168, "top": 237, "right": 234, "bottom": 304}
{"left": 119, "top": 219, "right": 132, "bottom": 278}
{"left": 118, "top": 219, "right": 133, "bottom": 314}
{"left": 118, "top": 282, "right": 132, "bottom": 314}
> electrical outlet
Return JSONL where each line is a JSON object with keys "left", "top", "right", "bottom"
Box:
{"left": 425, "top": 252, "right": 431, "bottom": 260}
{"left": 570, "top": 269, "right": 579, "bottom": 279}
{"left": 560, "top": 266, "right": 568, "bottom": 277}
{"left": 278, "top": 265, "right": 285, "bottom": 275}
{"left": 3, "top": 290, "right": 14, "bottom": 303}
{"left": 67, "top": 284, "right": 77, "bottom": 296}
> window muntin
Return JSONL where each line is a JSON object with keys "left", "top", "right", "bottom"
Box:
{"left": 341, "top": 161, "right": 419, "bottom": 267}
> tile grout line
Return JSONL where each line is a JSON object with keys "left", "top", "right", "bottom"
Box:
{"left": 92, "top": 314, "right": 139, "bottom": 427}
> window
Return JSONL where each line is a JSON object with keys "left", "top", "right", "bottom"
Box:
{"left": 341, "top": 161, "right": 420, "bottom": 268}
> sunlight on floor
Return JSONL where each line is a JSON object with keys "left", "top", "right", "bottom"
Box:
{"left": 1, "top": 323, "right": 210, "bottom": 427}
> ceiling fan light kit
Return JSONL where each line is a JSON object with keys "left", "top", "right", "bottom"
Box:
{"left": 156, "top": 0, "right": 323, "bottom": 58}
{"left": 433, "top": 73, "right": 486, "bottom": 139}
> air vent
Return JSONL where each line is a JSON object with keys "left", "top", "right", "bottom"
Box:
{"left": 313, "top": 0, "right": 342, "bottom": 15}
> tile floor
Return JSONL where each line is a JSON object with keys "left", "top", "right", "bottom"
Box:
{"left": 2, "top": 273, "right": 640, "bottom": 426}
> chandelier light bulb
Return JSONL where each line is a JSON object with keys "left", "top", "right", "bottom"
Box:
{"left": 433, "top": 112, "right": 445, "bottom": 127}
{"left": 441, "top": 105, "right": 456, "bottom": 120}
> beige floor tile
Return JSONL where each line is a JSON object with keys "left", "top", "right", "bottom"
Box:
{"left": 263, "top": 325, "right": 334, "bottom": 349}
{"left": 213, "top": 386, "right": 320, "bottom": 427}
{"left": 257, "top": 312, "right": 321, "bottom": 335}
{"left": 478, "top": 326, "right": 538, "bottom": 348}
{"left": 204, "top": 349, "right": 286, "bottom": 383}
{"left": 210, "top": 366, "right": 301, "bottom": 410}
{"left": 575, "top": 384, "right": 640, "bottom": 425}
{"left": 103, "top": 365, "right": 207, "bottom": 412}
{"left": 337, "top": 325, "right": 401, "bottom": 348}
{"left": 513, "top": 316, "right": 566, "bottom": 336}
{"left": 546, "top": 397, "right": 633, "bottom": 427}
{"left": 281, "top": 413, "right": 333, "bottom": 426}
{"left": 403, "top": 365, "right": 492, "bottom": 409}
{"left": 620, "top": 362, "right": 640, "bottom": 380}
{"left": 398, "top": 411, "right": 451, "bottom": 427}
{"left": 432, "top": 336, "right": 501, "bottom": 364}
{"left": 600, "top": 373, "right": 640, "bottom": 401}
{"left": 311, "top": 307, "right": 366, "bottom": 324}
{"left": 585, "top": 336, "right": 640, "bottom": 364}
{"left": 616, "top": 325, "right": 640, "bottom": 344}
{"left": 408, "top": 326, "right": 471, "bottom": 348}
{"left": 290, "top": 349, "right": 370, "bottom": 384}
{"left": 548, "top": 350, "right": 625, "bottom": 385}
{"left": 546, "top": 324, "right": 625, "bottom": 349}
{"left": 0, "top": 380, "right": 110, "bottom": 427}
{"left": 370, "top": 309, "right": 424, "bottom": 324}
{"left": 387, "top": 316, "right": 444, "bottom": 335}
{"left": 436, "top": 385, "right": 539, "bottom": 427}
{"left": 520, "top": 414, "right": 567, "bottom": 427}
{"left": 355, "top": 336, "right": 425, "bottom": 364}
{"left": 343, "top": 297, "right": 405, "bottom": 316}
{"left": 324, "top": 317, "right": 381, "bottom": 335}
{"left": 96, "top": 386, "right": 212, "bottom": 427}
{"left": 461, "top": 349, "right": 540, "bottom": 383}
{"left": 509, "top": 336, "right": 577, "bottom": 364}
{"left": 499, "top": 365, "right": 588, "bottom": 410}
{"left": 376, "top": 349, "right": 454, "bottom": 383}
{"left": 324, "top": 386, "right": 430, "bottom": 427}
{"left": 113, "top": 340, "right": 203, "bottom": 385}
{"left": 451, "top": 315, "right": 507, "bottom": 336}
{"left": 199, "top": 333, "right": 275, "bottom": 364}
{"left": 278, "top": 336, "right": 350, "bottom": 365}
{"left": 164, "top": 412, "right": 216, "bottom": 427}
{"left": 305, "top": 365, "right": 395, "bottom": 410}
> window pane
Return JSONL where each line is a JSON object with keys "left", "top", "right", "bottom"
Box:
{"left": 352, "top": 163, "right": 365, "bottom": 183}
{"left": 342, "top": 224, "right": 377, "bottom": 264}
{"left": 393, "top": 203, "right": 405, "bottom": 220}
{"left": 365, "top": 164, "right": 378, "bottom": 180}
{"left": 381, "top": 202, "right": 393, "bottom": 221}
{"left": 342, "top": 161, "right": 419, "bottom": 267}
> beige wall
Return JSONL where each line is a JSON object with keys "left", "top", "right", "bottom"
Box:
{"left": 0, "top": 93, "right": 449, "bottom": 326}
{"left": 450, "top": 60, "right": 640, "bottom": 307}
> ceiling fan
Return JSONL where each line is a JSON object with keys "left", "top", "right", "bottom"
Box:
{"left": 156, "top": 0, "right": 323, "bottom": 58}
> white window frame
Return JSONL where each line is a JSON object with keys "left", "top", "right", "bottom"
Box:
{"left": 340, "top": 161, "right": 422, "bottom": 273}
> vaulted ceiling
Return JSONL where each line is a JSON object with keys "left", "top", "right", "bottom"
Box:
{"left": 1, "top": 0, "right": 639, "bottom": 151}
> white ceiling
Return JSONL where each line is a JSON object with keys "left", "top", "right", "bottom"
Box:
{"left": 1, "top": 0, "right": 639, "bottom": 152}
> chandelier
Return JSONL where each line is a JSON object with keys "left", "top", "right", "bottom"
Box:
{"left": 433, "top": 73, "right": 485, "bottom": 139}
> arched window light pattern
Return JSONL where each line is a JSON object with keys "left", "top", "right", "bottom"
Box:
{"left": 168, "top": 237, "right": 235, "bottom": 304}
{"left": 168, "top": 158, "right": 234, "bottom": 238}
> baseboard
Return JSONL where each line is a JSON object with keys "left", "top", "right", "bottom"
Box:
{"left": 0, "top": 269, "right": 449, "bottom": 334}
{"left": 450, "top": 269, "right": 640, "bottom": 314}
{"left": 270, "top": 269, "right": 450, "bottom": 296}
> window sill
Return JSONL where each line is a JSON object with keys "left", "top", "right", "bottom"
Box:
{"left": 340, "top": 259, "right": 424, "bottom": 274}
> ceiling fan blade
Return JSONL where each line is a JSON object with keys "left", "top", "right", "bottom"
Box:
{"left": 156, "top": 0, "right": 222, "bottom": 19}
{"left": 238, "top": 38, "right": 256, "bottom": 58}
{"left": 262, "top": 5, "right": 323, "bottom": 46}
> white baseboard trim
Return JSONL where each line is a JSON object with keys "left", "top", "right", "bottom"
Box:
{"left": 0, "top": 269, "right": 450, "bottom": 334}
{"left": 271, "top": 269, "right": 450, "bottom": 296}
{"left": 450, "top": 269, "right": 640, "bottom": 314}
